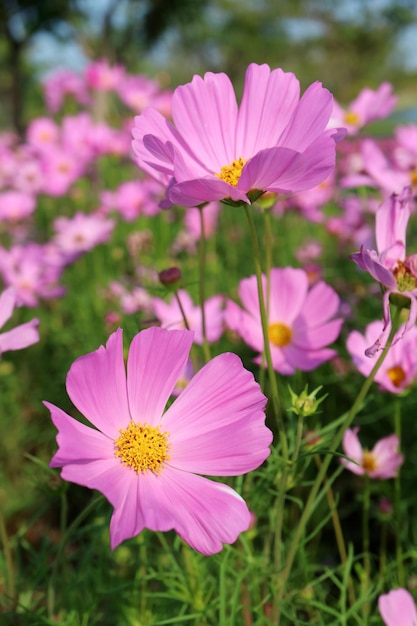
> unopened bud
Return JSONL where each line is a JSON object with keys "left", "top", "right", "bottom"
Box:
{"left": 158, "top": 266, "right": 182, "bottom": 287}
{"left": 288, "top": 384, "right": 327, "bottom": 417}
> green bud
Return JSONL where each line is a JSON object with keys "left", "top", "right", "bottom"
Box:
{"left": 287, "top": 384, "right": 327, "bottom": 417}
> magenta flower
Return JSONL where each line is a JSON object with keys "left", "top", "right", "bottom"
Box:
{"left": 132, "top": 63, "right": 345, "bottom": 207}
{"left": 350, "top": 186, "right": 417, "bottom": 356}
{"left": 152, "top": 289, "right": 224, "bottom": 345}
{"left": 0, "top": 287, "right": 39, "bottom": 356}
{"left": 347, "top": 320, "right": 417, "bottom": 394}
{"left": 379, "top": 588, "right": 417, "bottom": 626}
{"left": 46, "top": 327, "right": 272, "bottom": 554}
{"left": 225, "top": 268, "right": 343, "bottom": 375}
{"left": 328, "top": 82, "right": 397, "bottom": 135}
{"left": 341, "top": 428, "right": 403, "bottom": 479}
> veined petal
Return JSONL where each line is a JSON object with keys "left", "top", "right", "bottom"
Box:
{"left": 235, "top": 64, "right": 300, "bottom": 156}
{"left": 46, "top": 401, "right": 114, "bottom": 467}
{"left": 283, "top": 343, "right": 336, "bottom": 371}
{"left": 268, "top": 268, "right": 308, "bottom": 324}
{"left": 66, "top": 329, "right": 131, "bottom": 438}
{"left": 127, "top": 327, "right": 193, "bottom": 426}
{"left": 293, "top": 318, "right": 343, "bottom": 350}
{"left": 278, "top": 82, "right": 333, "bottom": 151}
{"left": 172, "top": 72, "right": 238, "bottom": 171}
{"left": 299, "top": 281, "right": 340, "bottom": 324}
{"left": 169, "top": 177, "right": 249, "bottom": 207}
{"left": 239, "top": 134, "right": 336, "bottom": 194}
{"left": 163, "top": 352, "right": 268, "bottom": 442}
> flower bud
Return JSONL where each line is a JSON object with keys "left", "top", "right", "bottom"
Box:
{"left": 158, "top": 266, "right": 182, "bottom": 287}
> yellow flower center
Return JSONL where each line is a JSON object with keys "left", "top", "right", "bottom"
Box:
{"left": 393, "top": 260, "right": 417, "bottom": 292}
{"left": 114, "top": 422, "right": 171, "bottom": 474}
{"left": 362, "top": 450, "right": 377, "bottom": 473}
{"left": 387, "top": 365, "right": 406, "bottom": 388}
{"left": 268, "top": 322, "right": 292, "bottom": 347}
{"left": 216, "top": 157, "right": 246, "bottom": 187}
{"left": 409, "top": 169, "right": 417, "bottom": 188}
{"left": 344, "top": 111, "right": 361, "bottom": 126}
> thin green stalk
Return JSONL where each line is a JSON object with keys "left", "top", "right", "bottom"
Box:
{"left": 198, "top": 206, "right": 211, "bottom": 363}
{"left": 243, "top": 205, "right": 287, "bottom": 459}
{"left": 263, "top": 209, "right": 273, "bottom": 317}
{"left": 174, "top": 290, "right": 200, "bottom": 373}
{"left": 362, "top": 475, "right": 371, "bottom": 624}
{"left": 314, "top": 455, "right": 356, "bottom": 607}
{"left": 47, "top": 494, "right": 103, "bottom": 618}
{"left": 0, "top": 505, "right": 16, "bottom": 610}
{"left": 393, "top": 397, "right": 405, "bottom": 586}
{"left": 278, "top": 309, "right": 400, "bottom": 611}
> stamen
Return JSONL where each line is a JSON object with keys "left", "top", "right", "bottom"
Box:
{"left": 114, "top": 422, "right": 171, "bottom": 474}
{"left": 394, "top": 260, "right": 417, "bottom": 292}
{"left": 216, "top": 157, "right": 246, "bottom": 187}
{"left": 268, "top": 322, "right": 292, "bottom": 347}
{"left": 344, "top": 111, "right": 360, "bottom": 126}
{"left": 362, "top": 450, "right": 377, "bottom": 473}
{"left": 387, "top": 365, "right": 406, "bottom": 388}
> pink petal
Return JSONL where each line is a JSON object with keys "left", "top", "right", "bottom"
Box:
{"left": 299, "top": 281, "right": 340, "bottom": 324}
{"left": 235, "top": 64, "right": 300, "bottom": 156}
{"left": 66, "top": 328, "right": 131, "bottom": 438}
{"left": 268, "top": 268, "right": 308, "bottom": 324}
{"left": 163, "top": 352, "right": 271, "bottom": 475}
{"left": 278, "top": 82, "right": 333, "bottom": 151}
{"left": 293, "top": 318, "right": 343, "bottom": 350}
{"left": 239, "top": 133, "right": 337, "bottom": 194}
{"left": 172, "top": 72, "right": 238, "bottom": 171}
{"left": 341, "top": 428, "right": 364, "bottom": 475}
{"left": 169, "top": 176, "right": 249, "bottom": 207}
{"left": 224, "top": 300, "right": 263, "bottom": 353}
{"left": 0, "top": 287, "right": 16, "bottom": 328}
{"left": 378, "top": 588, "right": 417, "bottom": 626}
{"left": 282, "top": 343, "right": 337, "bottom": 372}
{"left": 127, "top": 327, "right": 194, "bottom": 426}
{"left": 0, "top": 318, "right": 39, "bottom": 353}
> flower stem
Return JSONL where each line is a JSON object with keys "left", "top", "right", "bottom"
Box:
{"left": 277, "top": 309, "right": 400, "bottom": 614}
{"left": 198, "top": 205, "right": 211, "bottom": 363}
{"left": 174, "top": 290, "right": 200, "bottom": 372}
{"left": 362, "top": 475, "right": 371, "bottom": 624}
{"left": 244, "top": 205, "right": 287, "bottom": 459}
{"left": 393, "top": 397, "right": 405, "bottom": 586}
{"left": 0, "top": 504, "right": 16, "bottom": 611}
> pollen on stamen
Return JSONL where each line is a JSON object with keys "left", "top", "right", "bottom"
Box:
{"left": 344, "top": 111, "right": 361, "bottom": 126}
{"left": 216, "top": 157, "right": 246, "bottom": 187}
{"left": 114, "top": 421, "right": 171, "bottom": 474}
{"left": 362, "top": 450, "right": 378, "bottom": 473}
{"left": 387, "top": 365, "right": 406, "bottom": 388}
{"left": 268, "top": 322, "right": 292, "bottom": 347}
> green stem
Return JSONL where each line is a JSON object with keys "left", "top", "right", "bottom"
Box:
{"left": 198, "top": 206, "right": 211, "bottom": 363}
{"left": 244, "top": 205, "right": 287, "bottom": 459}
{"left": 362, "top": 475, "right": 371, "bottom": 624}
{"left": 174, "top": 290, "right": 200, "bottom": 373}
{"left": 393, "top": 397, "right": 405, "bottom": 586}
{"left": 0, "top": 505, "right": 16, "bottom": 610}
{"left": 47, "top": 494, "right": 103, "bottom": 618}
{"left": 278, "top": 309, "right": 400, "bottom": 609}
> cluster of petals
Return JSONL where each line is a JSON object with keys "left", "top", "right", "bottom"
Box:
{"left": 132, "top": 63, "right": 345, "bottom": 208}
{"left": 152, "top": 289, "right": 224, "bottom": 345}
{"left": 225, "top": 267, "right": 343, "bottom": 375}
{"left": 52, "top": 212, "right": 115, "bottom": 264}
{"left": 379, "top": 588, "right": 417, "bottom": 626}
{"left": 350, "top": 186, "right": 417, "bottom": 356}
{"left": 46, "top": 326, "right": 272, "bottom": 554}
{"left": 347, "top": 320, "right": 417, "bottom": 393}
{"left": 0, "top": 287, "right": 39, "bottom": 356}
{"left": 341, "top": 428, "right": 403, "bottom": 479}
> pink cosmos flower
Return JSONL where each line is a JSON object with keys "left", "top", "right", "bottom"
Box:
{"left": 341, "top": 428, "right": 403, "bottom": 479}
{"left": 152, "top": 289, "right": 224, "bottom": 345}
{"left": 347, "top": 320, "right": 417, "bottom": 393}
{"left": 0, "top": 287, "right": 39, "bottom": 356}
{"left": 0, "top": 191, "right": 36, "bottom": 221}
{"left": 225, "top": 268, "right": 343, "bottom": 375}
{"left": 52, "top": 212, "right": 115, "bottom": 264}
{"left": 46, "top": 327, "right": 272, "bottom": 554}
{"left": 328, "top": 82, "right": 397, "bottom": 135}
{"left": 379, "top": 588, "right": 417, "bottom": 626}
{"left": 350, "top": 186, "right": 417, "bottom": 356}
{"left": 132, "top": 63, "right": 345, "bottom": 208}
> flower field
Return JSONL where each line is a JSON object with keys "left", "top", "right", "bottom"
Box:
{"left": 1, "top": 59, "right": 417, "bottom": 625}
